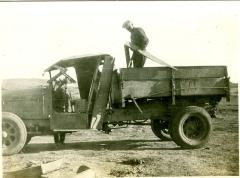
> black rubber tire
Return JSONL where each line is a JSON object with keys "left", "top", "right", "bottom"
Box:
{"left": 24, "top": 135, "right": 32, "bottom": 146}
{"left": 2, "top": 112, "right": 27, "bottom": 155}
{"left": 151, "top": 119, "right": 171, "bottom": 141}
{"left": 170, "top": 106, "right": 212, "bottom": 149}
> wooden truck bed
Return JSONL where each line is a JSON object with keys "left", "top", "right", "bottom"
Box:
{"left": 120, "top": 66, "right": 230, "bottom": 100}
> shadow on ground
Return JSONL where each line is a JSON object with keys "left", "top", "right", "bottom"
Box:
{"left": 22, "top": 139, "right": 181, "bottom": 154}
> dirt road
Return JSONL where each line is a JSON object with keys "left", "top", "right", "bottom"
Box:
{"left": 3, "top": 97, "right": 239, "bottom": 177}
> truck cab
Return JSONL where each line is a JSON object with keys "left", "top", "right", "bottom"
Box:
{"left": 2, "top": 54, "right": 114, "bottom": 155}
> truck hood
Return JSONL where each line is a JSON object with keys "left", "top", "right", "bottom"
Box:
{"left": 2, "top": 78, "right": 48, "bottom": 91}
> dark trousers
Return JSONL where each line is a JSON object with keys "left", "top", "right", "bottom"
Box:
{"left": 131, "top": 51, "right": 146, "bottom": 68}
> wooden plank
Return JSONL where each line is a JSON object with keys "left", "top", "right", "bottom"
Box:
{"left": 87, "top": 61, "right": 101, "bottom": 113}
{"left": 90, "top": 56, "right": 114, "bottom": 129}
{"left": 120, "top": 66, "right": 227, "bottom": 81}
{"left": 41, "top": 159, "right": 63, "bottom": 175}
{"left": 124, "top": 45, "right": 131, "bottom": 67}
{"left": 124, "top": 42, "right": 177, "bottom": 70}
{"left": 174, "top": 66, "right": 227, "bottom": 78}
{"left": 4, "top": 159, "right": 63, "bottom": 178}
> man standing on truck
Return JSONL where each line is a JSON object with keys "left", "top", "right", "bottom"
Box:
{"left": 122, "top": 20, "right": 149, "bottom": 68}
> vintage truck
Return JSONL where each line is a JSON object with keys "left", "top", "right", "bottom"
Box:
{"left": 2, "top": 47, "right": 230, "bottom": 155}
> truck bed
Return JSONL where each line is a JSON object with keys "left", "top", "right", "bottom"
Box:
{"left": 120, "top": 66, "right": 229, "bottom": 99}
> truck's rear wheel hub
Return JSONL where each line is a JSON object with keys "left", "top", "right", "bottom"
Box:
{"left": 183, "top": 116, "right": 204, "bottom": 140}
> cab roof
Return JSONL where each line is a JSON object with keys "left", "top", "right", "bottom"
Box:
{"left": 44, "top": 53, "right": 112, "bottom": 72}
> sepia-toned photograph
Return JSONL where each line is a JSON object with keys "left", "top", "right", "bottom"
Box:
{"left": 0, "top": 1, "right": 239, "bottom": 177}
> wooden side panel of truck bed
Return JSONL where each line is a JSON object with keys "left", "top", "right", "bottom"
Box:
{"left": 120, "top": 66, "right": 229, "bottom": 98}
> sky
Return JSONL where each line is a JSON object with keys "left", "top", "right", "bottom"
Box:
{"left": 0, "top": 1, "right": 239, "bottom": 82}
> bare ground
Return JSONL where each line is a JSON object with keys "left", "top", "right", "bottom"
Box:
{"left": 2, "top": 97, "right": 239, "bottom": 177}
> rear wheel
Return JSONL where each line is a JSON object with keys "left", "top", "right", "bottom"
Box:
{"left": 170, "top": 106, "right": 212, "bottom": 149}
{"left": 151, "top": 119, "right": 171, "bottom": 141}
{"left": 2, "top": 112, "right": 27, "bottom": 155}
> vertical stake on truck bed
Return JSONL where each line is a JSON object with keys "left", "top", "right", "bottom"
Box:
{"left": 171, "top": 69, "right": 176, "bottom": 105}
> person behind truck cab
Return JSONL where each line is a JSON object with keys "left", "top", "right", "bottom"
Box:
{"left": 53, "top": 79, "right": 65, "bottom": 112}
{"left": 122, "top": 20, "right": 149, "bottom": 68}
{"left": 53, "top": 78, "right": 71, "bottom": 112}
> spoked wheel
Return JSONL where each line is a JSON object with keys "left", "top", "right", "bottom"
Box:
{"left": 2, "top": 112, "right": 27, "bottom": 156}
{"left": 170, "top": 106, "right": 212, "bottom": 149}
{"left": 54, "top": 132, "right": 66, "bottom": 145}
{"left": 151, "top": 119, "right": 171, "bottom": 141}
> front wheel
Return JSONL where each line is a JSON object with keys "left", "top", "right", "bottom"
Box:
{"left": 170, "top": 106, "right": 212, "bottom": 149}
{"left": 24, "top": 135, "right": 32, "bottom": 146}
{"left": 2, "top": 112, "right": 27, "bottom": 155}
